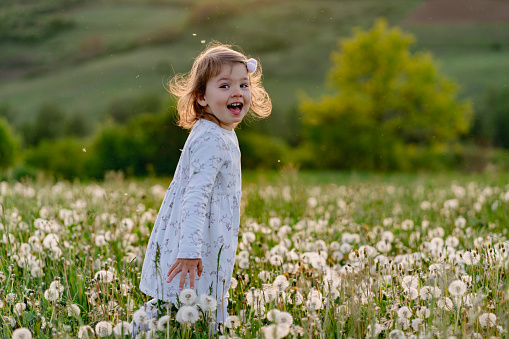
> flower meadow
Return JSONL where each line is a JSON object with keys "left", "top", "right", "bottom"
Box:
{"left": 1, "top": 172, "right": 508, "bottom": 338}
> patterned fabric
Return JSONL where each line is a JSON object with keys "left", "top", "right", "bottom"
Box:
{"left": 139, "top": 119, "right": 241, "bottom": 303}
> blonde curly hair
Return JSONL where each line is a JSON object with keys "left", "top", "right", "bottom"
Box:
{"left": 167, "top": 42, "right": 272, "bottom": 129}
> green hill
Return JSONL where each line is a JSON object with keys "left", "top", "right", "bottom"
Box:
{"left": 1, "top": 0, "right": 509, "bottom": 140}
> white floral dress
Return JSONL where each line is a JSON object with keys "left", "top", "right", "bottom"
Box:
{"left": 139, "top": 119, "right": 241, "bottom": 304}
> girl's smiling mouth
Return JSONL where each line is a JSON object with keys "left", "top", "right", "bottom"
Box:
{"left": 227, "top": 102, "right": 243, "bottom": 114}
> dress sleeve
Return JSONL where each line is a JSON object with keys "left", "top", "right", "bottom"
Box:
{"left": 177, "top": 131, "right": 227, "bottom": 258}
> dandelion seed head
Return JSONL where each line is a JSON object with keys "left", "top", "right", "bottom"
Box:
{"left": 77, "top": 325, "right": 94, "bottom": 339}
{"left": 180, "top": 288, "right": 197, "bottom": 305}
{"left": 94, "top": 270, "right": 115, "bottom": 283}
{"left": 230, "top": 277, "right": 238, "bottom": 290}
{"left": 397, "top": 306, "right": 412, "bottom": 319}
{"left": 132, "top": 309, "right": 148, "bottom": 324}
{"left": 269, "top": 254, "right": 283, "bottom": 266}
{"left": 12, "top": 328, "right": 32, "bottom": 339}
{"left": 176, "top": 305, "right": 200, "bottom": 323}
{"left": 112, "top": 321, "right": 132, "bottom": 337}
{"left": 14, "top": 302, "right": 26, "bottom": 315}
{"left": 239, "top": 257, "right": 250, "bottom": 269}
{"left": 94, "top": 321, "right": 113, "bottom": 337}
{"left": 261, "top": 323, "right": 290, "bottom": 339}
{"left": 448, "top": 280, "right": 467, "bottom": 297}
{"left": 225, "top": 315, "right": 241, "bottom": 329}
{"left": 263, "top": 287, "right": 278, "bottom": 303}
{"left": 199, "top": 294, "right": 217, "bottom": 312}
{"left": 68, "top": 304, "right": 81, "bottom": 317}
{"left": 462, "top": 251, "right": 480, "bottom": 265}
{"left": 479, "top": 312, "right": 497, "bottom": 328}
{"left": 275, "top": 311, "right": 293, "bottom": 325}
{"left": 259, "top": 270, "right": 271, "bottom": 282}
{"left": 266, "top": 308, "right": 280, "bottom": 321}
{"left": 156, "top": 315, "right": 171, "bottom": 332}
{"left": 43, "top": 288, "right": 59, "bottom": 302}
{"left": 388, "top": 329, "right": 405, "bottom": 339}
{"left": 273, "top": 275, "right": 290, "bottom": 291}
{"left": 437, "top": 297, "right": 453, "bottom": 310}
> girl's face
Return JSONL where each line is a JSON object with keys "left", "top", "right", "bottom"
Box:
{"left": 198, "top": 63, "right": 251, "bottom": 130}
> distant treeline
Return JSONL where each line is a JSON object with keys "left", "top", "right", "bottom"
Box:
{"left": 1, "top": 19, "right": 509, "bottom": 180}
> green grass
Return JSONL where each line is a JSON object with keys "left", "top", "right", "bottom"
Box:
{"left": 0, "top": 171, "right": 508, "bottom": 337}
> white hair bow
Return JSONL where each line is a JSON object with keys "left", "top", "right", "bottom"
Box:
{"left": 246, "top": 58, "right": 257, "bottom": 73}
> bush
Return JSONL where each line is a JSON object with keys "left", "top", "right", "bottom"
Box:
{"left": 88, "top": 110, "right": 188, "bottom": 178}
{"left": 0, "top": 118, "right": 18, "bottom": 170}
{"left": 473, "top": 87, "right": 509, "bottom": 149}
{"left": 237, "top": 132, "right": 287, "bottom": 169}
{"left": 24, "top": 138, "right": 90, "bottom": 180}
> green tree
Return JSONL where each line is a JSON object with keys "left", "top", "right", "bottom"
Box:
{"left": 300, "top": 19, "right": 472, "bottom": 170}
{"left": 0, "top": 118, "right": 18, "bottom": 169}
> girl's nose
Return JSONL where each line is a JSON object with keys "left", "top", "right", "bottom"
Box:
{"left": 231, "top": 88, "right": 242, "bottom": 97}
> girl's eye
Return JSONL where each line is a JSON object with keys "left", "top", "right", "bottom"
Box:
{"left": 241, "top": 84, "right": 249, "bottom": 88}
{"left": 220, "top": 84, "right": 230, "bottom": 89}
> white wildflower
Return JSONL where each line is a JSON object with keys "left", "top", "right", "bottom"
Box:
{"left": 6, "top": 292, "right": 16, "bottom": 304}
{"left": 230, "top": 277, "right": 238, "bottom": 290}
{"left": 157, "top": 315, "right": 171, "bottom": 332}
{"left": 266, "top": 309, "right": 281, "bottom": 321}
{"left": 49, "top": 280, "right": 64, "bottom": 293}
{"left": 259, "top": 270, "right": 271, "bottom": 282}
{"left": 12, "top": 328, "right": 32, "bottom": 339}
{"left": 95, "top": 235, "right": 107, "bottom": 247}
{"left": 273, "top": 275, "right": 290, "bottom": 291}
{"left": 42, "top": 233, "right": 59, "bottom": 248}
{"left": 238, "top": 258, "right": 250, "bottom": 269}
{"left": 176, "top": 305, "right": 200, "bottom": 324}
{"left": 437, "top": 297, "right": 453, "bottom": 310}
{"left": 269, "top": 254, "right": 283, "bottom": 266}
{"left": 132, "top": 309, "right": 148, "bottom": 324}
{"left": 199, "top": 294, "right": 217, "bottom": 312}
{"left": 263, "top": 287, "right": 278, "bottom": 303}
{"left": 462, "top": 251, "right": 480, "bottom": 265}
{"left": 224, "top": 315, "right": 241, "bottom": 329}
{"left": 397, "top": 306, "right": 412, "bottom": 319}
{"left": 112, "top": 321, "right": 132, "bottom": 337}
{"left": 416, "top": 306, "right": 430, "bottom": 318}
{"left": 261, "top": 323, "right": 290, "bottom": 339}
{"left": 388, "top": 329, "right": 405, "bottom": 339}
{"left": 180, "top": 289, "right": 197, "bottom": 305}
{"left": 275, "top": 311, "right": 293, "bottom": 326}
{"left": 43, "top": 288, "right": 59, "bottom": 302}
{"left": 403, "top": 288, "right": 418, "bottom": 300}
{"left": 401, "top": 275, "right": 419, "bottom": 290}
{"left": 479, "top": 312, "right": 497, "bottom": 328}
{"left": 94, "top": 270, "right": 115, "bottom": 283}
{"left": 14, "top": 302, "right": 26, "bottom": 316}
{"left": 95, "top": 321, "right": 113, "bottom": 337}
{"left": 68, "top": 303, "right": 81, "bottom": 317}
{"left": 448, "top": 280, "right": 467, "bottom": 297}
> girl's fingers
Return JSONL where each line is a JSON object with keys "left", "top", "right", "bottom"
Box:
{"left": 166, "top": 261, "right": 178, "bottom": 277}
{"left": 179, "top": 267, "right": 192, "bottom": 290}
{"left": 188, "top": 267, "right": 196, "bottom": 289}
{"left": 166, "top": 262, "right": 181, "bottom": 283}
{"left": 197, "top": 260, "right": 203, "bottom": 277}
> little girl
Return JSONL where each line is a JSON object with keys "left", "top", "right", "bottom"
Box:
{"left": 138, "top": 43, "right": 271, "bottom": 324}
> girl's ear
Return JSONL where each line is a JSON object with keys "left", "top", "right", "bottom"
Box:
{"left": 197, "top": 93, "right": 207, "bottom": 108}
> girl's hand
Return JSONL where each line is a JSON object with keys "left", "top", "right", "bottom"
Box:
{"left": 166, "top": 258, "right": 203, "bottom": 290}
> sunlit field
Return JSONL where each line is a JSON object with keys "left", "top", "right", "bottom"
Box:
{"left": 1, "top": 171, "right": 508, "bottom": 338}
